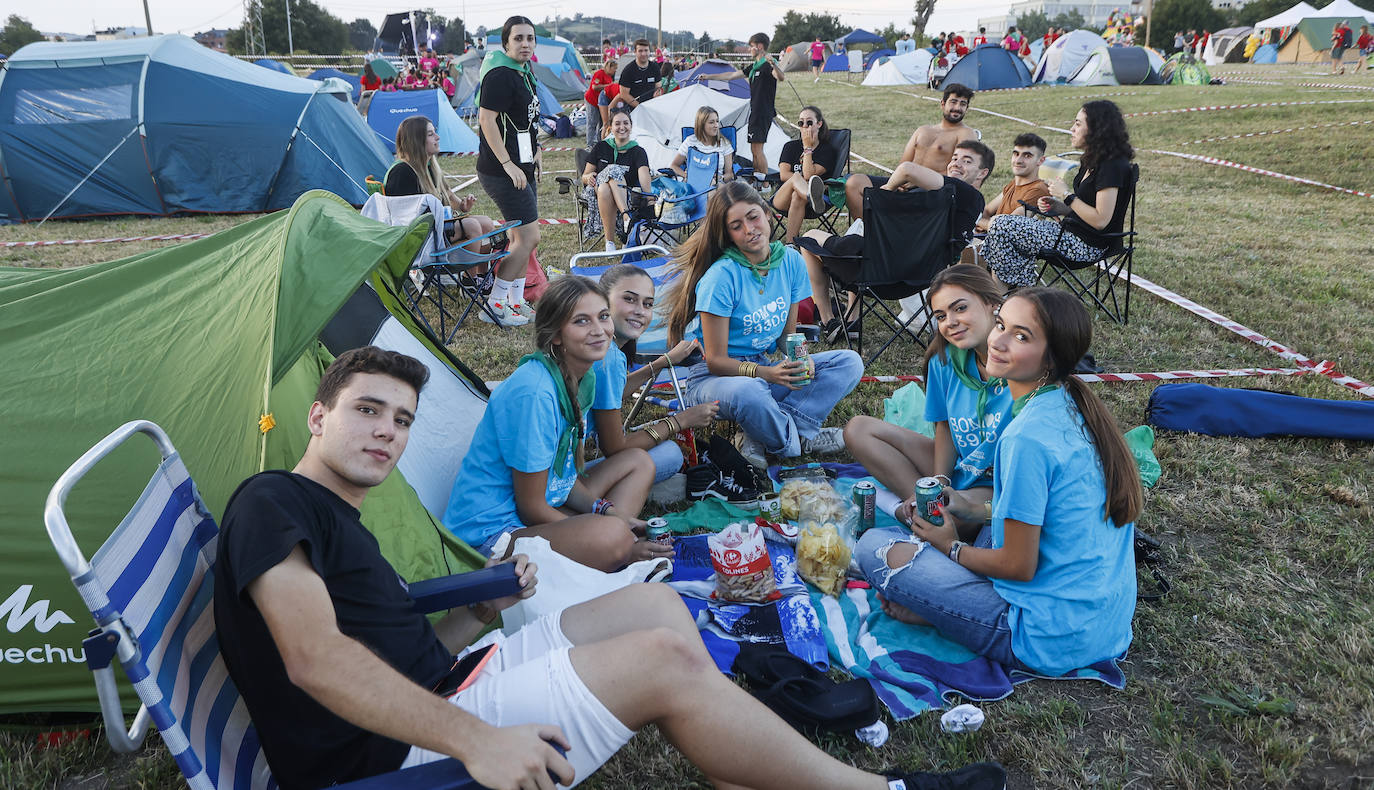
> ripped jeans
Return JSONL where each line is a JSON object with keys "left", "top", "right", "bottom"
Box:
{"left": 855, "top": 525, "right": 1032, "bottom": 671}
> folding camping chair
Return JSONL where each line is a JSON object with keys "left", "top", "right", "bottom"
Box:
{"left": 632, "top": 146, "right": 721, "bottom": 250}
{"left": 767, "top": 129, "right": 852, "bottom": 241}
{"left": 361, "top": 192, "right": 518, "bottom": 341}
{"left": 43, "top": 420, "right": 517, "bottom": 789}
{"left": 556, "top": 149, "right": 660, "bottom": 252}
{"left": 1035, "top": 162, "right": 1138, "bottom": 324}
{"left": 798, "top": 185, "right": 959, "bottom": 364}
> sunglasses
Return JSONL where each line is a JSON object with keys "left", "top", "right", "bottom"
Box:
{"left": 798, "top": 119, "right": 817, "bottom": 127}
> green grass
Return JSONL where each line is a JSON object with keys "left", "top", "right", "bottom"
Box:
{"left": 3, "top": 65, "right": 1373, "bottom": 789}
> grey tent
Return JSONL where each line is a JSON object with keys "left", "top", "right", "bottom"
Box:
{"left": 1106, "top": 46, "right": 1163, "bottom": 84}
{"left": 531, "top": 61, "right": 588, "bottom": 102}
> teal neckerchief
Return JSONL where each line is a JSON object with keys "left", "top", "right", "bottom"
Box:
{"left": 948, "top": 346, "right": 1005, "bottom": 427}
{"left": 606, "top": 137, "right": 640, "bottom": 163}
{"left": 722, "top": 242, "right": 786, "bottom": 286}
{"left": 747, "top": 56, "right": 770, "bottom": 81}
{"left": 474, "top": 49, "right": 535, "bottom": 107}
{"left": 1012, "top": 384, "right": 1058, "bottom": 417}
{"left": 517, "top": 352, "right": 596, "bottom": 476}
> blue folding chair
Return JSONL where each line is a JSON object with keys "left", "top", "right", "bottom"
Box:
{"left": 43, "top": 420, "right": 512, "bottom": 789}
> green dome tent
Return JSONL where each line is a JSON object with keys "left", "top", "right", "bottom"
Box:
{"left": 0, "top": 191, "right": 488, "bottom": 713}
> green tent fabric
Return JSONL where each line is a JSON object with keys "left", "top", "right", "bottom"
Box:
{"left": 0, "top": 190, "right": 485, "bottom": 713}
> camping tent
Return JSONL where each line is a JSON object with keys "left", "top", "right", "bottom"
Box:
{"left": 1253, "top": 42, "right": 1279, "bottom": 62}
{"left": 864, "top": 49, "right": 896, "bottom": 69}
{"left": 455, "top": 53, "right": 562, "bottom": 118}
{"left": 531, "top": 61, "right": 587, "bottom": 102}
{"left": 1106, "top": 46, "right": 1163, "bottom": 84}
{"left": 448, "top": 50, "right": 483, "bottom": 107}
{"left": 1033, "top": 29, "right": 1109, "bottom": 82}
{"left": 628, "top": 84, "right": 788, "bottom": 173}
{"left": 779, "top": 40, "right": 831, "bottom": 71}
{"left": 674, "top": 59, "right": 750, "bottom": 98}
{"left": 1315, "top": 0, "right": 1374, "bottom": 22}
{"left": 0, "top": 35, "right": 387, "bottom": 221}
{"left": 1162, "top": 52, "right": 1211, "bottom": 84}
{"left": 1276, "top": 17, "right": 1347, "bottom": 62}
{"left": 365, "top": 88, "right": 479, "bottom": 154}
{"left": 255, "top": 57, "right": 292, "bottom": 74}
{"left": 938, "top": 44, "right": 1032, "bottom": 90}
{"left": 485, "top": 32, "right": 587, "bottom": 76}
{"left": 1253, "top": 1, "right": 1318, "bottom": 29}
{"left": 0, "top": 190, "right": 490, "bottom": 713}
{"left": 822, "top": 53, "right": 851, "bottom": 72}
{"left": 1066, "top": 46, "right": 1118, "bottom": 85}
{"left": 308, "top": 67, "right": 362, "bottom": 102}
{"left": 1204, "top": 27, "right": 1254, "bottom": 64}
{"left": 862, "top": 49, "right": 934, "bottom": 85}
{"left": 837, "top": 29, "right": 885, "bottom": 48}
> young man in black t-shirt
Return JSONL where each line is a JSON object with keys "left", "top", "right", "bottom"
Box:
{"left": 214, "top": 346, "right": 1004, "bottom": 790}
{"left": 611, "top": 39, "right": 660, "bottom": 109}
{"left": 719, "top": 32, "right": 785, "bottom": 178}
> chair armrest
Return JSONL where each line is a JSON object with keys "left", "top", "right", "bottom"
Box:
{"left": 335, "top": 758, "right": 478, "bottom": 789}
{"left": 409, "top": 564, "right": 523, "bottom": 614}
{"left": 657, "top": 167, "right": 678, "bottom": 177}
{"left": 555, "top": 176, "right": 575, "bottom": 194}
{"left": 661, "top": 184, "right": 717, "bottom": 205}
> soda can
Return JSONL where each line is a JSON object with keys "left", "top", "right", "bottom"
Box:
{"left": 783, "top": 332, "right": 812, "bottom": 386}
{"left": 852, "top": 481, "right": 876, "bottom": 535}
{"left": 645, "top": 517, "right": 673, "bottom": 546}
{"left": 758, "top": 492, "right": 783, "bottom": 522}
{"left": 914, "top": 477, "right": 944, "bottom": 526}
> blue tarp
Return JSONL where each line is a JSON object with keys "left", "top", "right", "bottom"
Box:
{"left": 365, "top": 89, "right": 479, "bottom": 154}
{"left": 938, "top": 44, "right": 1032, "bottom": 90}
{"left": 837, "top": 28, "right": 885, "bottom": 46}
{"left": 307, "top": 67, "right": 362, "bottom": 103}
{"left": 0, "top": 35, "right": 388, "bottom": 220}
{"left": 1253, "top": 43, "right": 1278, "bottom": 63}
{"left": 865, "top": 48, "right": 896, "bottom": 69}
{"left": 254, "top": 58, "right": 292, "bottom": 74}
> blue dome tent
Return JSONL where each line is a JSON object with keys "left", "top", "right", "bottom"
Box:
{"left": 308, "top": 67, "right": 362, "bottom": 102}
{"left": 864, "top": 49, "right": 896, "bottom": 69}
{"left": 365, "top": 89, "right": 479, "bottom": 154}
{"left": 0, "top": 35, "right": 388, "bottom": 221}
{"left": 938, "top": 44, "right": 1032, "bottom": 90}
{"left": 254, "top": 57, "right": 293, "bottom": 74}
{"left": 455, "top": 54, "right": 562, "bottom": 119}
{"left": 674, "top": 59, "right": 750, "bottom": 97}
{"left": 1252, "top": 43, "right": 1278, "bottom": 63}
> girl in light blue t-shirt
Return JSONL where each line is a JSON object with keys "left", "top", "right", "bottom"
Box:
{"left": 845, "top": 265, "right": 1012, "bottom": 540}
{"left": 661, "top": 181, "right": 863, "bottom": 466}
{"left": 442, "top": 276, "right": 672, "bottom": 572}
{"left": 857, "top": 288, "right": 1142, "bottom": 677}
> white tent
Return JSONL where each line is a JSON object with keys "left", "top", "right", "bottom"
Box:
{"left": 1034, "top": 29, "right": 1109, "bottom": 83}
{"left": 629, "top": 84, "right": 788, "bottom": 172}
{"left": 1067, "top": 46, "right": 1119, "bottom": 85}
{"left": 1315, "top": 0, "right": 1374, "bottom": 22}
{"left": 1254, "top": 1, "right": 1318, "bottom": 29}
{"left": 1204, "top": 27, "right": 1254, "bottom": 64}
{"left": 862, "top": 49, "right": 934, "bottom": 85}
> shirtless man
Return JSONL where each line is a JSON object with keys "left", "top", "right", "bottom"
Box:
{"left": 844, "top": 83, "right": 977, "bottom": 224}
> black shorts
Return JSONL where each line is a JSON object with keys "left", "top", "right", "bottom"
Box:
{"left": 860, "top": 173, "right": 889, "bottom": 189}
{"left": 478, "top": 169, "right": 538, "bottom": 225}
{"left": 811, "top": 58, "right": 824, "bottom": 67}
{"left": 747, "top": 111, "right": 774, "bottom": 144}
{"left": 1332, "top": 46, "right": 1348, "bottom": 58}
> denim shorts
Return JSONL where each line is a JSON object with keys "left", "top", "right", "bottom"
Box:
{"left": 478, "top": 169, "right": 538, "bottom": 225}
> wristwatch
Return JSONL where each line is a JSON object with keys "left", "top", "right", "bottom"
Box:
{"left": 1064, "top": 193, "right": 1077, "bottom": 206}
{"left": 948, "top": 540, "right": 967, "bottom": 564}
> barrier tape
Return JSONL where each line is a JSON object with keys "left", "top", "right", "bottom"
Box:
{"left": 1124, "top": 98, "right": 1374, "bottom": 117}
{"left": 440, "top": 146, "right": 581, "bottom": 157}
{"left": 1180, "top": 119, "right": 1374, "bottom": 145}
{"left": 1145, "top": 149, "right": 1374, "bottom": 199}
{"left": 1, "top": 233, "right": 212, "bottom": 248}
{"left": 1295, "top": 81, "right": 1374, "bottom": 92}
{"left": 1211, "top": 77, "right": 1285, "bottom": 86}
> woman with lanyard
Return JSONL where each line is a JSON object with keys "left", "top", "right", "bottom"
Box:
{"left": 579, "top": 108, "right": 654, "bottom": 252}
{"left": 443, "top": 276, "right": 670, "bottom": 572}
{"left": 663, "top": 181, "right": 863, "bottom": 470}
{"left": 857, "top": 288, "right": 1142, "bottom": 678}
{"left": 983, "top": 100, "right": 1134, "bottom": 290}
{"left": 843, "top": 265, "right": 1011, "bottom": 540}
{"left": 475, "top": 15, "right": 543, "bottom": 327}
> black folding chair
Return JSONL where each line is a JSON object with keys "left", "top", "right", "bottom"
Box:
{"left": 1036, "top": 163, "right": 1138, "bottom": 324}
{"left": 767, "top": 129, "right": 852, "bottom": 241}
{"left": 799, "top": 185, "right": 959, "bottom": 364}
{"left": 555, "top": 149, "right": 599, "bottom": 252}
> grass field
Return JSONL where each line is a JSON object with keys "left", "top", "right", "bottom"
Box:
{"left": 2, "top": 64, "right": 1372, "bottom": 790}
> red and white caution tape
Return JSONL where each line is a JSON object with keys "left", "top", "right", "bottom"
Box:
{"left": 1212, "top": 76, "right": 1286, "bottom": 86}
{"left": 1295, "top": 81, "right": 1374, "bottom": 92}
{"left": 440, "top": 146, "right": 581, "bottom": 157}
{"left": 536, "top": 217, "right": 579, "bottom": 225}
{"left": 1124, "top": 98, "right": 1374, "bottom": 117}
{"left": 1180, "top": 119, "right": 1374, "bottom": 145}
{"left": 1, "top": 233, "right": 212, "bottom": 248}
{"left": 1145, "top": 149, "right": 1374, "bottom": 199}
{"left": 856, "top": 367, "right": 1319, "bottom": 384}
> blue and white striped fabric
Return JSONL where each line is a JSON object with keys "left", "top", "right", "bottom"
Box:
{"left": 78, "top": 454, "right": 274, "bottom": 790}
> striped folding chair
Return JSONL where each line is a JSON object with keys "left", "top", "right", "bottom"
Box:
{"left": 43, "top": 420, "right": 485, "bottom": 789}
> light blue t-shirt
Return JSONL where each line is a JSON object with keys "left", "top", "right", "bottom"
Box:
{"left": 442, "top": 361, "right": 588, "bottom": 548}
{"left": 989, "top": 386, "right": 1136, "bottom": 677}
{"left": 923, "top": 349, "right": 1013, "bottom": 489}
{"left": 689, "top": 248, "right": 810, "bottom": 359}
{"left": 591, "top": 342, "right": 628, "bottom": 410}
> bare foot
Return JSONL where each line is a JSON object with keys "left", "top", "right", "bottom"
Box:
{"left": 877, "top": 593, "right": 931, "bottom": 626}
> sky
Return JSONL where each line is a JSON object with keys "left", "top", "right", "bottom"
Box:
{"left": 5, "top": 0, "right": 1015, "bottom": 42}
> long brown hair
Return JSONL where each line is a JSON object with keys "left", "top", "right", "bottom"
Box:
{"left": 533, "top": 276, "right": 609, "bottom": 472}
{"left": 921, "top": 264, "right": 1005, "bottom": 373}
{"left": 394, "top": 115, "right": 456, "bottom": 212}
{"left": 601, "top": 263, "right": 653, "bottom": 361}
{"left": 693, "top": 106, "right": 722, "bottom": 147}
{"left": 1014, "top": 288, "right": 1142, "bottom": 527}
{"left": 663, "top": 180, "right": 770, "bottom": 345}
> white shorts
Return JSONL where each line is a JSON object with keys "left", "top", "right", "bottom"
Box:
{"left": 400, "top": 613, "right": 634, "bottom": 787}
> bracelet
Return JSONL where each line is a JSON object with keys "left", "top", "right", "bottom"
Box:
{"left": 985, "top": 501, "right": 993, "bottom": 522}
{"left": 802, "top": 148, "right": 814, "bottom": 156}
{"left": 665, "top": 415, "right": 681, "bottom": 434}
{"left": 592, "top": 498, "right": 614, "bottom": 515}
{"left": 738, "top": 361, "right": 758, "bottom": 378}
{"left": 644, "top": 424, "right": 663, "bottom": 443}
{"left": 948, "top": 540, "right": 966, "bottom": 565}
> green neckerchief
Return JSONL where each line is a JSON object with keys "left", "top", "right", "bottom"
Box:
{"left": 722, "top": 242, "right": 786, "bottom": 286}
{"left": 1011, "top": 383, "right": 1058, "bottom": 417}
{"left": 517, "top": 351, "right": 596, "bottom": 476}
{"left": 606, "top": 137, "right": 640, "bottom": 162}
{"left": 747, "top": 55, "right": 771, "bottom": 81}
{"left": 474, "top": 49, "right": 535, "bottom": 108}
{"left": 948, "top": 346, "right": 1005, "bottom": 426}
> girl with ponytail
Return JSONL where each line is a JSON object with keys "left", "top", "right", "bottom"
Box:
{"left": 443, "top": 277, "right": 671, "bottom": 572}
{"left": 856, "top": 288, "right": 1142, "bottom": 677}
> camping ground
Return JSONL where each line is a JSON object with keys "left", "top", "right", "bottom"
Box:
{"left": 1, "top": 65, "right": 1371, "bottom": 789}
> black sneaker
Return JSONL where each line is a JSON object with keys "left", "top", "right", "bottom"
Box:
{"left": 886, "top": 762, "right": 1006, "bottom": 790}
{"left": 686, "top": 463, "right": 761, "bottom": 506}
{"left": 703, "top": 435, "right": 771, "bottom": 492}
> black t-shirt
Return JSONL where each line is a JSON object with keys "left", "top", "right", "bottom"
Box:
{"left": 213, "top": 471, "right": 453, "bottom": 790}
{"left": 384, "top": 161, "right": 423, "bottom": 196}
{"left": 1063, "top": 157, "right": 1132, "bottom": 249}
{"left": 779, "top": 138, "right": 840, "bottom": 179}
{"left": 619, "top": 60, "right": 659, "bottom": 103}
{"left": 947, "top": 175, "right": 987, "bottom": 253}
{"left": 477, "top": 66, "right": 540, "bottom": 179}
{"left": 748, "top": 60, "right": 778, "bottom": 118}
{"left": 587, "top": 140, "right": 651, "bottom": 191}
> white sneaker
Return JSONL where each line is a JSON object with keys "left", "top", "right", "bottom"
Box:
{"left": 801, "top": 427, "right": 845, "bottom": 456}
{"left": 845, "top": 218, "right": 864, "bottom": 237}
{"left": 734, "top": 432, "right": 768, "bottom": 473}
{"left": 508, "top": 300, "right": 533, "bottom": 323}
{"left": 478, "top": 300, "right": 530, "bottom": 327}
{"left": 604, "top": 240, "right": 617, "bottom": 252}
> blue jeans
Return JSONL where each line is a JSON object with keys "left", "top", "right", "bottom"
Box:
{"left": 683, "top": 349, "right": 863, "bottom": 457}
{"left": 587, "top": 439, "right": 683, "bottom": 483}
{"left": 855, "top": 525, "right": 1032, "bottom": 671}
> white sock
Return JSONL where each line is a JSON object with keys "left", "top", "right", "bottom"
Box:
{"left": 512, "top": 277, "right": 527, "bottom": 304}
{"left": 489, "top": 277, "right": 512, "bottom": 305}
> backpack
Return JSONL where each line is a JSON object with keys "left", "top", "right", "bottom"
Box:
{"left": 553, "top": 115, "right": 574, "bottom": 138}
{"left": 1342, "top": 27, "right": 1354, "bottom": 48}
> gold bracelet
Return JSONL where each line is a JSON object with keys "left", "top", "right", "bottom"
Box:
{"left": 738, "top": 361, "right": 758, "bottom": 378}
{"left": 666, "top": 415, "right": 681, "bottom": 434}
{"left": 644, "top": 424, "right": 662, "bottom": 443}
